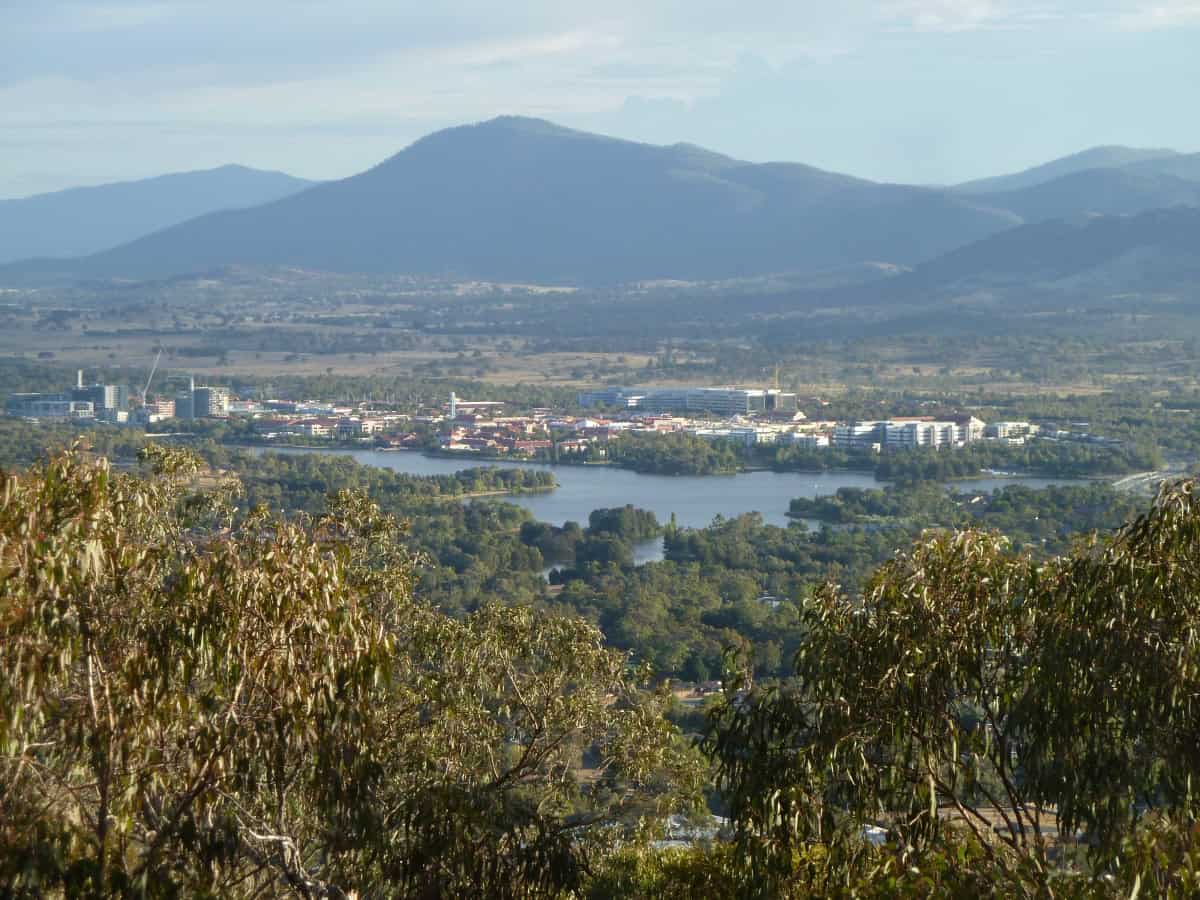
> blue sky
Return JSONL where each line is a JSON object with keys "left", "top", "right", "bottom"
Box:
{"left": 3, "top": 0, "right": 1199, "bottom": 197}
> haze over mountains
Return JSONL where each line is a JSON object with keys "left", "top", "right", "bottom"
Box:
{"left": 0, "top": 166, "right": 313, "bottom": 265}
{"left": 887, "top": 206, "right": 1200, "bottom": 297}
{"left": 951, "top": 146, "right": 1184, "bottom": 193}
{"left": 3, "top": 117, "right": 1199, "bottom": 291}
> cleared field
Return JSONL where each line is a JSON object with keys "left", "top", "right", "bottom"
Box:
{"left": 0, "top": 323, "right": 659, "bottom": 387}
{"left": 4, "top": 268, "right": 1200, "bottom": 398}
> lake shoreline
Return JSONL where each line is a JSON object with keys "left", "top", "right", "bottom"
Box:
{"left": 235, "top": 442, "right": 1120, "bottom": 484}
{"left": 246, "top": 444, "right": 1089, "bottom": 532}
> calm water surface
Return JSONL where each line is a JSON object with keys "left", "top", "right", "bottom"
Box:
{"left": 253, "top": 447, "right": 1086, "bottom": 530}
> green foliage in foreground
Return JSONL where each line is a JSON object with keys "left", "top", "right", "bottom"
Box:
{"left": 8, "top": 443, "right": 1200, "bottom": 897}
{"left": 587, "top": 815, "right": 1200, "bottom": 898}
{"left": 704, "top": 480, "right": 1200, "bottom": 897}
{"left": 0, "top": 418, "right": 148, "bottom": 469}
{"left": 585, "top": 836, "right": 1032, "bottom": 899}
{"left": 0, "top": 447, "right": 697, "bottom": 898}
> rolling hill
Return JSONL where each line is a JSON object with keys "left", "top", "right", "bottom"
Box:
{"left": 896, "top": 205, "right": 1200, "bottom": 293}
{"left": 1122, "top": 152, "right": 1200, "bottom": 184}
{"left": 978, "top": 168, "right": 1200, "bottom": 223}
{"left": 735, "top": 205, "right": 1200, "bottom": 342}
{"left": 5, "top": 120, "right": 1199, "bottom": 286}
{"left": 0, "top": 166, "right": 314, "bottom": 265}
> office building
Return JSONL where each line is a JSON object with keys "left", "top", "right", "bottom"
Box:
{"left": 789, "top": 433, "right": 831, "bottom": 449}
{"left": 577, "top": 387, "right": 646, "bottom": 409}
{"left": 640, "top": 387, "right": 799, "bottom": 417}
{"left": 579, "top": 385, "right": 797, "bottom": 417}
{"left": 60, "top": 371, "right": 130, "bottom": 422}
{"left": 130, "top": 398, "right": 176, "bottom": 425}
{"left": 835, "top": 417, "right": 986, "bottom": 451}
{"left": 833, "top": 421, "right": 886, "bottom": 450}
{"left": 192, "top": 386, "right": 231, "bottom": 418}
{"left": 72, "top": 384, "right": 128, "bottom": 419}
{"left": 6, "top": 394, "right": 94, "bottom": 419}
{"left": 884, "top": 420, "right": 961, "bottom": 449}
{"left": 174, "top": 391, "right": 195, "bottom": 420}
{"left": 987, "top": 421, "right": 1038, "bottom": 440}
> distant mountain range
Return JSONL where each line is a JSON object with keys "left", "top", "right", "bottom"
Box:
{"left": 974, "top": 168, "right": 1200, "bottom": 223}
{"left": 6, "top": 118, "right": 1020, "bottom": 283}
{"left": 2, "top": 118, "right": 1198, "bottom": 287}
{"left": 877, "top": 205, "right": 1200, "bottom": 300}
{"left": 730, "top": 205, "right": 1200, "bottom": 342}
{"left": 951, "top": 146, "right": 1183, "bottom": 193}
{"left": 0, "top": 166, "right": 313, "bottom": 265}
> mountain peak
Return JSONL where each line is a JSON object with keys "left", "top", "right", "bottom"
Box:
{"left": 478, "top": 115, "right": 578, "bottom": 134}
{"left": 376, "top": 116, "right": 614, "bottom": 169}
{"left": 11, "top": 119, "right": 1193, "bottom": 286}
{"left": 422, "top": 115, "right": 598, "bottom": 145}
{"left": 10, "top": 118, "right": 1018, "bottom": 283}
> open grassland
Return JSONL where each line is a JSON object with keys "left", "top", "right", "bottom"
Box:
{"left": 9, "top": 318, "right": 1200, "bottom": 399}
{"left": 6, "top": 269, "right": 1200, "bottom": 398}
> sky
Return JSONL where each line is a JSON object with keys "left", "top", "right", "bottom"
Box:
{"left": 3, "top": 0, "right": 1200, "bottom": 198}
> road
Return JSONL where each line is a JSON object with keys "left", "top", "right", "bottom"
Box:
{"left": 1111, "top": 463, "right": 1191, "bottom": 497}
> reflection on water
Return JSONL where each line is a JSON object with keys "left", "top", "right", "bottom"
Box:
{"left": 250, "top": 447, "right": 1087, "bottom": 530}
{"left": 541, "top": 536, "right": 665, "bottom": 581}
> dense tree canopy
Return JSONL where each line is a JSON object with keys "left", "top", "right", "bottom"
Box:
{"left": 0, "top": 447, "right": 696, "bottom": 898}
{"left": 608, "top": 433, "right": 742, "bottom": 476}
{"left": 705, "top": 480, "right": 1200, "bottom": 897}
{"left": 7, "top": 440, "right": 1200, "bottom": 897}
{"left": 789, "top": 482, "right": 1149, "bottom": 555}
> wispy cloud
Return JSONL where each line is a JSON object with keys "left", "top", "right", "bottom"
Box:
{"left": 1114, "top": 1, "right": 1200, "bottom": 29}
{"left": 880, "top": 0, "right": 1075, "bottom": 31}
{"left": 885, "top": 0, "right": 1003, "bottom": 31}
{"left": 441, "top": 30, "right": 624, "bottom": 68}
{"left": 880, "top": 0, "right": 1200, "bottom": 31}
{"left": 2, "top": 0, "right": 1199, "bottom": 196}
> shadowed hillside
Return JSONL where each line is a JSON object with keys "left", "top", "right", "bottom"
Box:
{"left": 7, "top": 117, "right": 1021, "bottom": 284}
{"left": 0, "top": 165, "right": 313, "bottom": 264}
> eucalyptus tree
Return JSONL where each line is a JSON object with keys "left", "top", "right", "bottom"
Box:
{"left": 0, "top": 446, "right": 696, "bottom": 898}
{"left": 706, "top": 480, "right": 1200, "bottom": 897}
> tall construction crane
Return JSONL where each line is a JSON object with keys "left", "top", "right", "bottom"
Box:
{"left": 141, "top": 347, "right": 163, "bottom": 404}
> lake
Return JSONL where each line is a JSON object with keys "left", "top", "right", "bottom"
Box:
{"left": 251, "top": 446, "right": 1086, "bottom": 530}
